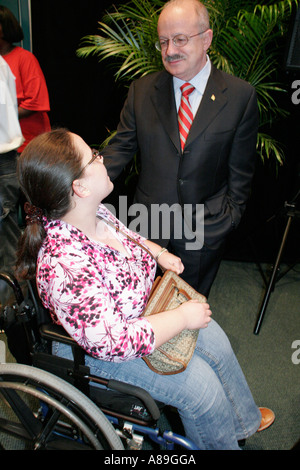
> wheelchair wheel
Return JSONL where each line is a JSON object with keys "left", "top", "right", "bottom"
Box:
{"left": 0, "top": 363, "right": 124, "bottom": 450}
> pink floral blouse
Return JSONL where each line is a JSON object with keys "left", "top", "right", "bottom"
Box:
{"left": 37, "top": 204, "right": 157, "bottom": 362}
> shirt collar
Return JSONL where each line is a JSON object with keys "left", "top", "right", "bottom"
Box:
{"left": 173, "top": 55, "right": 211, "bottom": 95}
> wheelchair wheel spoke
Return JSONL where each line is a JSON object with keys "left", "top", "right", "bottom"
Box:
{"left": 0, "top": 384, "right": 42, "bottom": 439}
{"left": 0, "top": 363, "right": 124, "bottom": 450}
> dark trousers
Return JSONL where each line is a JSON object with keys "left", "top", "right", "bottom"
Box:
{"left": 166, "top": 213, "right": 225, "bottom": 297}
{"left": 0, "top": 150, "right": 21, "bottom": 304}
{"left": 168, "top": 235, "right": 225, "bottom": 298}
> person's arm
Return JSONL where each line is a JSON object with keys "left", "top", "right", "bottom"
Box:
{"left": 37, "top": 252, "right": 156, "bottom": 362}
{"left": 102, "top": 81, "right": 138, "bottom": 181}
{"left": 135, "top": 239, "right": 212, "bottom": 346}
{"left": 143, "top": 239, "right": 184, "bottom": 274}
{"left": 146, "top": 300, "right": 212, "bottom": 348}
{"left": 18, "top": 107, "right": 34, "bottom": 119}
{"left": 18, "top": 49, "right": 50, "bottom": 113}
{"left": 226, "top": 86, "right": 259, "bottom": 227}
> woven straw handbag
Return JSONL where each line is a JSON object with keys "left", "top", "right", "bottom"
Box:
{"left": 142, "top": 270, "right": 206, "bottom": 375}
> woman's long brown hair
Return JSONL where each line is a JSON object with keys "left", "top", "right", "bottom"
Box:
{"left": 15, "top": 129, "right": 82, "bottom": 279}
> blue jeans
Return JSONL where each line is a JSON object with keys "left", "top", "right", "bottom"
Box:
{"left": 53, "top": 318, "right": 261, "bottom": 450}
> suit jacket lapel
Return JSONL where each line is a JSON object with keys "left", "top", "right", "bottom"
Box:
{"left": 150, "top": 66, "right": 228, "bottom": 152}
{"left": 187, "top": 65, "right": 227, "bottom": 146}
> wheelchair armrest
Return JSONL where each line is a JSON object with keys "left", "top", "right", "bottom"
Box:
{"left": 40, "top": 323, "right": 77, "bottom": 347}
{"left": 40, "top": 322, "right": 161, "bottom": 422}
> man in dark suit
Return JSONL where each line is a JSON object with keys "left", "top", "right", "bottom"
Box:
{"left": 102, "top": 0, "right": 259, "bottom": 297}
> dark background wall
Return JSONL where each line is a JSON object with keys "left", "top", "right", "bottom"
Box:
{"left": 28, "top": 1, "right": 300, "bottom": 264}
{"left": 31, "top": 0, "right": 128, "bottom": 145}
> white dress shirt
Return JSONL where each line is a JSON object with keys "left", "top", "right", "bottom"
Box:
{"left": 173, "top": 55, "right": 211, "bottom": 116}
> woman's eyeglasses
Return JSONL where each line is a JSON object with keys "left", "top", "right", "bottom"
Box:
{"left": 71, "top": 149, "right": 102, "bottom": 194}
{"left": 74, "top": 149, "right": 102, "bottom": 180}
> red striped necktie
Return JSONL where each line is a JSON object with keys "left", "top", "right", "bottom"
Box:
{"left": 178, "top": 83, "right": 195, "bottom": 151}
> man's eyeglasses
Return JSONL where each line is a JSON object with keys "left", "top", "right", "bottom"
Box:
{"left": 155, "top": 29, "right": 208, "bottom": 51}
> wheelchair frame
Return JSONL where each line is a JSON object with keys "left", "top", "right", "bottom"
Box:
{"left": 0, "top": 271, "right": 199, "bottom": 450}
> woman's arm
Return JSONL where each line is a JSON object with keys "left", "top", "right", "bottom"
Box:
{"left": 142, "top": 239, "right": 212, "bottom": 345}
{"left": 143, "top": 239, "right": 184, "bottom": 274}
{"left": 37, "top": 254, "right": 156, "bottom": 362}
{"left": 146, "top": 300, "right": 212, "bottom": 348}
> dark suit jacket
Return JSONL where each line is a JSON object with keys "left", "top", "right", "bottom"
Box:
{"left": 102, "top": 64, "right": 259, "bottom": 248}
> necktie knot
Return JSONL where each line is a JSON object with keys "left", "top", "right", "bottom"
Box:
{"left": 180, "top": 83, "right": 195, "bottom": 98}
{"left": 178, "top": 83, "right": 195, "bottom": 151}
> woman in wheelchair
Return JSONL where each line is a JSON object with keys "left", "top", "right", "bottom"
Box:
{"left": 14, "top": 128, "right": 274, "bottom": 450}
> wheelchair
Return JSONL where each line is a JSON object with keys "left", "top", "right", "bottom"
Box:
{"left": 0, "top": 271, "right": 199, "bottom": 451}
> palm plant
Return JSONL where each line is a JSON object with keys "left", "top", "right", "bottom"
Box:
{"left": 77, "top": 0, "right": 298, "bottom": 165}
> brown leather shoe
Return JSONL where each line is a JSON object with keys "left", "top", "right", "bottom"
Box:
{"left": 257, "top": 407, "right": 275, "bottom": 432}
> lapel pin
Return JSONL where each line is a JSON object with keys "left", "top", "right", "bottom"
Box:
{"left": 211, "top": 94, "right": 216, "bottom": 101}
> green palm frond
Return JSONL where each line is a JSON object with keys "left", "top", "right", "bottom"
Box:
{"left": 257, "top": 132, "right": 286, "bottom": 165}
{"left": 208, "top": 1, "right": 298, "bottom": 163}
{"left": 77, "top": 0, "right": 162, "bottom": 80}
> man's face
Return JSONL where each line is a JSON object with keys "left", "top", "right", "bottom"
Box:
{"left": 157, "top": 3, "right": 212, "bottom": 81}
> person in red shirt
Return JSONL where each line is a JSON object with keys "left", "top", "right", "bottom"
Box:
{"left": 0, "top": 5, "right": 51, "bottom": 152}
{"left": 0, "top": 5, "right": 51, "bottom": 304}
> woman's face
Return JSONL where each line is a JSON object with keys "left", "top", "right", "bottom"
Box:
{"left": 71, "top": 133, "right": 113, "bottom": 202}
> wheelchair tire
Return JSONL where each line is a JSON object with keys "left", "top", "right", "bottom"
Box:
{"left": 0, "top": 362, "right": 124, "bottom": 450}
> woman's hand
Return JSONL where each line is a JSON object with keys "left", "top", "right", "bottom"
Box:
{"left": 157, "top": 251, "right": 184, "bottom": 275}
{"left": 178, "top": 300, "right": 212, "bottom": 330}
{"left": 143, "top": 241, "right": 184, "bottom": 274}
{"left": 146, "top": 300, "right": 212, "bottom": 349}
